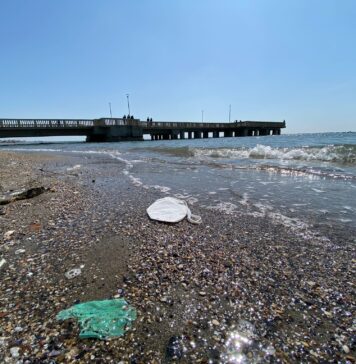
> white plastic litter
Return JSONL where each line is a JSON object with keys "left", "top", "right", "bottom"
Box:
{"left": 65, "top": 268, "right": 82, "bottom": 279}
{"left": 147, "top": 197, "right": 202, "bottom": 224}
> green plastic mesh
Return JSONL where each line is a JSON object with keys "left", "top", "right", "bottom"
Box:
{"left": 56, "top": 299, "right": 136, "bottom": 339}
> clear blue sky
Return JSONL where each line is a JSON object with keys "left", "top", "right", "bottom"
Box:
{"left": 0, "top": 0, "right": 355, "bottom": 133}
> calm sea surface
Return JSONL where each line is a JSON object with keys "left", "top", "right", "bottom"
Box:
{"left": 3, "top": 132, "right": 356, "bottom": 241}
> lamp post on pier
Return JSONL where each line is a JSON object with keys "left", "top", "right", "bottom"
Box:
{"left": 126, "top": 94, "right": 131, "bottom": 117}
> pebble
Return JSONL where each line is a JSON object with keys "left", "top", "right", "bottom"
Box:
{"left": 49, "top": 350, "right": 62, "bottom": 357}
{"left": 10, "top": 347, "right": 20, "bottom": 358}
{"left": 65, "top": 268, "right": 82, "bottom": 279}
{"left": 342, "top": 345, "right": 350, "bottom": 354}
{"left": 0, "top": 258, "right": 6, "bottom": 269}
{"left": 15, "top": 249, "right": 26, "bottom": 255}
{"left": 306, "top": 280, "right": 316, "bottom": 287}
{"left": 265, "top": 345, "right": 276, "bottom": 355}
{"left": 166, "top": 336, "right": 183, "bottom": 359}
{"left": 4, "top": 230, "right": 15, "bottom": 240}
{"left": 212, "top": 319, "right": 220, "bottom": 326}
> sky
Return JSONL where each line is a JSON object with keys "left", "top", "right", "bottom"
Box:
{"left": 0, "top": 0, "right": 355, "bottom": 133}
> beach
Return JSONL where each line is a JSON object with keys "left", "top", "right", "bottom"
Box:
{"left": 0, "top": 149, "right": 355, "bottom": 363}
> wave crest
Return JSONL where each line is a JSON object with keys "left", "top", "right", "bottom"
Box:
{"left": 192, "top": 144, "right": 356, "bottom": 164}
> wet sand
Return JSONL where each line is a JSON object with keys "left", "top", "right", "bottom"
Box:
{"left": 0, "top": 151, "right": 354, "bottom": 363}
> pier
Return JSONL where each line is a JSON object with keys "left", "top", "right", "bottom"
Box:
{"left": 0, "top": 118, "right": 286, "bottom": 142}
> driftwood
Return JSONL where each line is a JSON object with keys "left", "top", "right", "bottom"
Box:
{"left": 0, "top": 187, "right": 46, "bottom": 205}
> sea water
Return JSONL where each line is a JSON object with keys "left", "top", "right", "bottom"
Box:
{"left": 3, "top": 132, "right": 356, "bottom": 242}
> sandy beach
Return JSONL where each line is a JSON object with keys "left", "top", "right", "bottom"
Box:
{"left": 0, "top": 150, "right": 354, "bottom": 363}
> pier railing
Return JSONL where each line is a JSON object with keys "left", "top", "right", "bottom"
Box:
{"left": 0, "top": 118, "right": 285, "bottom": 129}
{"left": 141, "top": 120, "right": 286, "bottom": 129}
{"left": 0, "top": 119, "right": 94, "bottom": 128}
{"left": 0, "top": 118, "right": 143, "bottom": 128}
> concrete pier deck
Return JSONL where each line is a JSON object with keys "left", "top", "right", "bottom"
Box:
{"left": 0, "top": 118, "right": 286, "bottom": 142}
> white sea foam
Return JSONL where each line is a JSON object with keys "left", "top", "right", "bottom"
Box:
{"left": 67, "top": 164, "right": 81, "bottom": 171}
{"left": 128, "top": 175, "right": 143, "bottom": 187}
{"left": 239, "top": 193, "right": 249, "bottom": 206}
{"left": 311, "top": 188, "right": 325, "bottom": 193}
{"left": 206, "top": 202, "right": 239, "bottom": 214}
{"left": 174, "top": 193, "right": 191, "bottom": 199}
{"left": 205, "top": 196, "right": 331, "bottom": 243}
{"left": 254, "top": 202, "right": 274, "bottom": 212}
{"left": 186, "top": 197, "right": 199, "bottom": 205}
{"left": 245, "top": 206, "right": 329, "bottom": 242}
{"left": 259, "top": 181, "right": 275, "bottom": 185}
{"left": 151, "top": 185, "right": 171, "bottom": 193}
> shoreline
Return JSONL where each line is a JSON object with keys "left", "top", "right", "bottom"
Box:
{"left": 0, "top": 150, "right": 354, "bottom": 363}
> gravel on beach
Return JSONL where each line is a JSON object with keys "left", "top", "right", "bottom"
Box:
{"left": 0, "top": 151, "right": 355, "bottom": 363}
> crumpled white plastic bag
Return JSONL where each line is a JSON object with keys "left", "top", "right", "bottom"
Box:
{"left": 147, "top": 197, "right": 202, "bottom": 224}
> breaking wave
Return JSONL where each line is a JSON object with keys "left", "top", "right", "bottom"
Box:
{"left": 191, "top": 144, "right": 356, "bottom": 164}
{"left": 145, "top": 144, "right": 356, "bottom": 165}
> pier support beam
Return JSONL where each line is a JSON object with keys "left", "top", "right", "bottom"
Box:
{"left": 188, "top": 131, "right": 192, "bottom": 139}
{"left": 87, "top": 125, "right": 143, "bottom": 142}
{"left": 180, "top": 131, "right": 185, "bottom": 139}
{"left": 194, "top": 131, "right": 201, "bottom": 139}
{"left": 203, "top": 131, "right": 209, "bottom": 138}
{"left": 213, "top": 131, "right": 219, "bottom": 138}
{"left": 225, "top": 130, "right": 232, "bottom": 137}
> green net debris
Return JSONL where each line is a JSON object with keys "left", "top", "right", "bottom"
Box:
{"left": 56, "top": 299, "right": 136, "bottom": 339}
